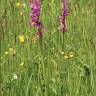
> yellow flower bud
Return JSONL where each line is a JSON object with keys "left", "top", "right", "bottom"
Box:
{"left": 18, "top": 35, "right": 25, "bottom": 43}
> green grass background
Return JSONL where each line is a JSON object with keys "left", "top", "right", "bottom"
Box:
{"left": 0, "top": 0, "right": 96, "bottom": 96}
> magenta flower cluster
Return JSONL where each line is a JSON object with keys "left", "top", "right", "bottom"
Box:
{"left": 29, "top": 0, "right": 43, "bottom": 38}
{"left": 60, "top": 0, "right": 68, "bottom": 33}
{"left": 29, "top": 0, "right": 43, "bottom": 28}
{"left": 29, "top": 0, "right": 69, "bottom": 37}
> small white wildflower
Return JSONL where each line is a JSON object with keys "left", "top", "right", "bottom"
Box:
{"left": 13, "top": 73, "right": 18, "bottom": 80}
{"left": 52, "top": 47, "right": 54, "bottom": 50}
{"left": 60, "top": 51, "right": 64, "bottom": 55}
{"left": 20, "top": 62, "right": 24, "bottom": 66}
{"left": 5, "top": 51, "right": 9, "bottom": 55}
{"left": 23, "top": 3, "right": 26, "bottom": 8}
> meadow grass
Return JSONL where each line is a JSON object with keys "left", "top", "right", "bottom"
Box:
{"left": 0, "top": 0, "right": 96, "bottom": 96}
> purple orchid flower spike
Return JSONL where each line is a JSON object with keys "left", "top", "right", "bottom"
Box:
{"left": 29, "top": 0, "right": 43, "bottom": 38}
{"left": 60, "top": 0, "right": 69, "bottom": 33}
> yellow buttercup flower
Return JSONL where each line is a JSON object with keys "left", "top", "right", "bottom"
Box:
{"left": 69, "top": 52, "right": 74, "bottom": 58}
{"left": 69, "top": 54, "right": 74, "bottom": 58}
{"left": 18, "top": 35, "right": 25, "bottom": 43}
{"left": 16, "top": 2, "right": 23, "bottom": 8}
{"left": 16, "top": 2, "right": 20, "bottom": 7}
{"left": 64, "top": 55, "right": 69, "bottom": 59}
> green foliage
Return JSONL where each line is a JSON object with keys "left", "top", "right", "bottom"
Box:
{"left": 0, "top": 0, "right": 96, "bottom": 96}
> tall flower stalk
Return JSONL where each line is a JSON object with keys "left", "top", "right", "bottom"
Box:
{"left": 60, "top": 0, "right": 68, "bottom": 33}
{"left": 29, "top": 0, "right": 43, "bottom": 38}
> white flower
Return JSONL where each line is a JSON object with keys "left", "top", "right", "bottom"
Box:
{"left": 20, "top": 62, "right": 24, "bottom": 66}
{"left": 23, "top": 3, "right": 26, "bottom": 8}
{"left": 13, "top": 73, "right": 18, "bottom": 80}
